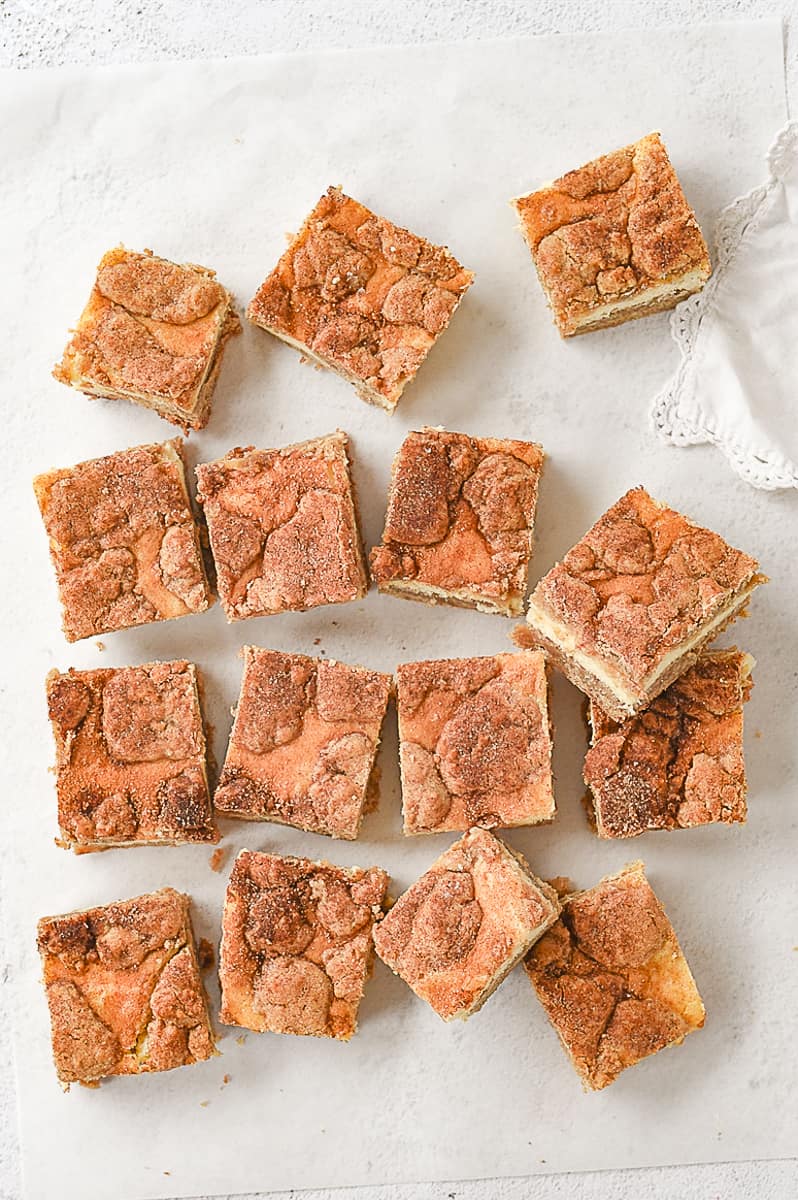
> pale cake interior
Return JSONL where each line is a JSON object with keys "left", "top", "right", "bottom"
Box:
{"left": 379, "top": 576, "right": 522, "bottom": 617}
{"left": 563, "top": 266, "right": 711, "bottom": 335}
{"left": 527, "top": 576, "right": 759, "bottom": 718}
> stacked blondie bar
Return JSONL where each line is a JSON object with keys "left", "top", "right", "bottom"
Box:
{"left": 33, "top": 135, "right": 765, "bottom": 1094}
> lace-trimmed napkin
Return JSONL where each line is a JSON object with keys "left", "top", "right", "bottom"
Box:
{"left": 653, "top": 122, "right": 798, "bottom": 489}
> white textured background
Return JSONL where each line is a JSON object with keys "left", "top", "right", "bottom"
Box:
{"left": 1, "top": 3, "right": 796, "bottom": 1200}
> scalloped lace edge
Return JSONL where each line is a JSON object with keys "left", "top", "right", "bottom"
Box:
{"left": 651, "top": 122, "right": 798, "bottom": 490}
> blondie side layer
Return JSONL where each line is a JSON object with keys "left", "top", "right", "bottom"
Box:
{"left": 370, "top": 427, "right": 544, "bottom": 616}
{"left": 54, "top": 247, "right": 240, "bottom": 431}
{"left": 37, "top": 888, "right": 215, "bottom": 1088}
{"left": 247, "top": 187, "right": 474, "bottom": 411}
{"left": 513, "top": 132, "right": 711, "bottom": 336}
{"left": 373, "top": 827, "right": 560, "bottom": 1020}
{"left": 519, "top": 486, "right": 764, "bottom": 721}
{"left": 219, "top": 850, "right": 388, "bottom": 1040}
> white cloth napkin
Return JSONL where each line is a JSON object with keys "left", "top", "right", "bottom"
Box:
{"left": 653, "top": 122, "right": 798, "bottom": 489}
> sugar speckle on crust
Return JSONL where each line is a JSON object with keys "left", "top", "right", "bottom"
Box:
{"left": 247, "top": 187, "right": 473, "bottom": 411}
{"left": 525, "top": 861, "right": 705, "bottom": 1089}
{"left": 514, "top": 133, "right": 711, "bottom": 336}
{"left": 374, "top": 827, "right": 560, "bottom": 1021}
{"left": 196, "top": 432, "right": 367, "bottom": 621}
{"left": 219, "top": 850, "right": 388, "bottom": 1041}
{"left": 371, "top": 427, "right": 544, "bottom": 616}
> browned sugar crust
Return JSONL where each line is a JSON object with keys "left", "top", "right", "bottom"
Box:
{"left": 246, "top": 187, "right": 474, "bottom": 411}
{"left": 370, "top": 427, "right": 544, "bottom": 616}
{"left": 525, "top": 486, "right": 763, "bottom": 719}
{"left": 47, "top": 661, "right": 218, "bottom": 852}
{"left": 583, "top": 649, "right": 752, "bottom": 838}
{"left": 53, "top": 247, "right": 241, "bottom": 432}
{"left": 373, "top": 827, "right": 560, "bottom": 1021}
{"left": 515, "top": 594, "right": 751, "bottom": 724}
{"left": 513, "top": 132, "right": 711, "bottom": 336}
{"left": 215, "top": 647, "right": 391, "bottom": 839}
{"left": 525, "top": 862, "right": 705, "bottom": 1090}
{"left": 37, "top": 888, "right": 215, "bottom": 1087}
{"left": 396, "top": 651, "right": 554, "bottom": 834}
{"left": 33, "top": 439, "right": 212, "bottom": 642}
{"left": 219, "top": 850, "right": 389, "bottom": 1040}
{"left": 195, "top": 431, "right": 367, "bottom": 620}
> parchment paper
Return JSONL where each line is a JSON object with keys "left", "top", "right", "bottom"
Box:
{"left": 0, "top": 21, "right": 795, "bottom": 1200}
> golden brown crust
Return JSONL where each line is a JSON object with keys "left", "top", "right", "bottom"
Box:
{"left": 33, "top": 439, "right": 212, "bottom": 642}
{"left": 218, "top": 850, "right": 389, "bottom": 1040}
{"left": 53, "top": 247, "right": 241, "bottom": 432}
{"left": 215, "top": 648, "right": 391, "bottom": 839}
{"left": 524, "top": 486, "right": 763, "bottom": 718}
{"left": 37, "top": 888, "right": 215, "bottom": 1087}
{"left": 246, "top": 187, "right": 474, "bottom": 410}
{"left": 373, "top": 827, "right": 560, "bottom": 1020}
{"left": 583, "top": 649, "right": 752, "bottom": 838}
{"left": 370, "top": 427, "right": 544, "bottom": 615}
{"left": 195, "top": 431, "right": 367, "bottom": 620}
{"left": 47, "top": 661, "right": 217, "bottom": 852}
{"left": 513, "top": 133, "right": 711, "bottom": 336}
{"left": 396, "top": 651, "right": 554, "bottom": 834}
{"left": 525, "top": 862, "right": 705, "bottom": 1090}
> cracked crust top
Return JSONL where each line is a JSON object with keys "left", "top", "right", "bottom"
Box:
{"left": 527, "top": 487, "right": 762, "bottom": 690}
{"left": 37, "top": 888, "right": 214, "bottom": 1087}
{"left": 47, "top": 661, "right": 217, "bottom": 851}
{"left": 215, "top": 648, "right": 391, "bottom": 839}
{"left": 33, "top": 439, "right": 212, "bottom": 642}
{"left": 525, "top": 862, "right": 705, "bottom": 1090}
{"left": 219, "top": 850, "right": 389, "bottom": 1040}
{"left": 513, "top": 133, "right": 711, "bottom": 335}
{"left": 396, "top": 651, "right": 554, "bottom": 834}
{"left": 53, "top": 247, "right": 241, "bottom": 432}
{"left": 246, "top": 187, "right": 474, "bottom": 410}
{"left": 370, "top": 428, "right": 544, "bottom": 615}
{"left": 373, "top": 827, "right": 560, "bottom": 1020}
{"left": 195, "top": 432, "right": 367, "bottom": 620}
{"left": 584, "top": 649, "right": 753, "bottom": 838}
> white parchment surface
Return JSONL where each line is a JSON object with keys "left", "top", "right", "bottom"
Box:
{"left": 0, "top": 21, "right": 795, "bottom": 1200}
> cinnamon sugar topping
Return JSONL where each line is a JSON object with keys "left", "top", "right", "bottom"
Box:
{"left": 524, "top": 486, "right": 763, "bottom": 719}
{"left": 397, "top": 651, "right": 554, "bottom": 834}
{"left": 584, "top": 649, "right": 753, "bottom": 837}
{"left": 525, "top": 862, "right": 705, "bottom": 1089}
{"left": 33, "top": 439, "right": 211, "bottom": 642}
{"left": 218, "top": 850, "right": 388, "bottom": 1040}
{"left": 54, "top": 247, "right": 240, "bottom": 432}
{"left": 195, "top": 432, "right": 367, "bottom": 620}
{"left": 46, "top": 660, "right": 217, "bottom": 852}
{"left": 215, "top": 648, "right": 391, "bottom": 840}
{"left": 37, "top": 888, "right": 215, "bottom": 1087}
{"left": 373, "top": 827, "right": 560, "bottom": 1021}
{"left": 370, "top": 427, "right": 544, "bottom": 616}
{"left": 247, "top": 187, "right": 473, "bottom": 411}
{"left": 513, "top": 133, "right": 711, "bottom": 336}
